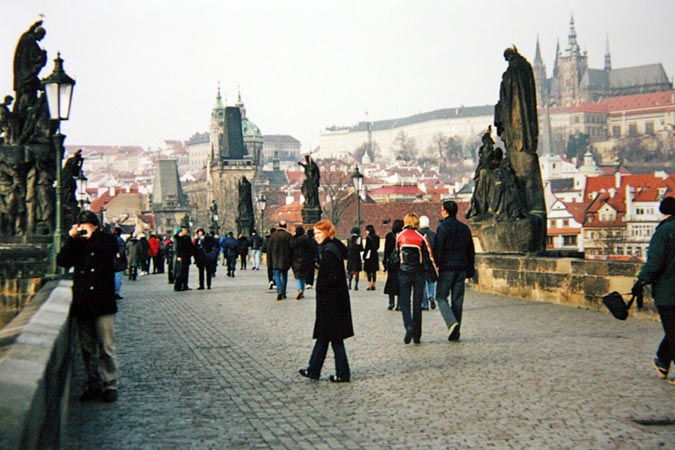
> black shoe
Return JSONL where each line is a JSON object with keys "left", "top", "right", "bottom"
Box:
{"left": 277, "top": 293, "right": 283, "bottom": 300}
{"left": 115, "top": 294, "right": 124, "bottom": 300}
{"left": 421, "top": 306, "right": 429, "bottom": 311}
{"left": 184, "top": 287, "right": 192, "bottom": 291}
{"left": 387, "top": 305, "right": 394, "bottom": 310}
{"left": 174, "top": 288, "right": 183, "bottom": 292}
{"left": 429, "top": 299, "right": 436, "bottom": 310}
{"left": 298, "top": 368, "right": 319, "bottom": 380}
{"left": 654, "top": 357, "right": 669, "bottom": 379}
{"left": 395, "top": 306, "right": 401, "bottom": 311}
{"left": 101, "top": 389, "right": 118, "bottom": 403}
{"left": 329, "top": 375, "right": 350, "bottom": 383}
{"left": 404, "top": 327, "right": 413, "bottom": 344}
{"left": 207, "top": 286, "right": 211, "bottom": 289}
{"left": 79, "top": 387, "right": 102, "bottom": 402}
{"left": 197, "top": 287, "right": 204, "bottom": 290}
{"left": 448, "top": 326, "right": 461, "bottom": 342}
{"left": 413, "top": 339, "right": 421, "bottom": 345}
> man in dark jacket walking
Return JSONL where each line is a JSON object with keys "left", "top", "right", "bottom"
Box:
{"left": 173, "top": 226, "right": 194, "bottom": 291}
{"left": 268, "top": 221, "right": 293, "bottom": 300}
{"left": 433, "top": 200, "right": 475, "bottom": 342}
{"left": 57, "top": 211, "right": 120, "bottom": 402}
{"left": 632, "top": 196, "right": 675, "bottom": 386}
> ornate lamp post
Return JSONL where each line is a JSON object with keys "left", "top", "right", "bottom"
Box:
{"left": 256, "top": 194, "right": 266, "bottom": 232}
{"left": 351, "top": 166, "right": 364, "bottom": 228}
{"left": 42, "top": 53, "right": 75, "bottom": 273}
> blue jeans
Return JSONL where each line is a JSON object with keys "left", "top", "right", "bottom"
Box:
{"left": 251, "top": 249, "right": 262, "bottom": 269}
{"left": 296, "top": 277, "right": 306, "bottom": 292}
{"left": 399, "top": 270, "right": 425, "bottom": 340}
{"left": 114, "top": 270, "right": 124, "bottom": 295}
{"left": 308, "top": 339, "right": 350, "bottom": 380}
{"left": 273, "top": 269, "right": 288, "bottom": 295}
{"left": 436, "top": 270, "right": 466, "bottom": 330}
{"left": 422, "top": 279, "right": 436, "bottom": 308}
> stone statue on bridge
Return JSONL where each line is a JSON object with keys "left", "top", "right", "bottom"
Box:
{"left": 467, "top": 47, "right": 547, "bottom": 254}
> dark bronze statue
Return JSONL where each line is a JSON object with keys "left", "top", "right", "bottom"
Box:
{"left": 494, "top": 46, "right": 538, "bottom": 154}
{"left": 298, "top": 154, "right": 320, "bottom": 208}
{"left": 237, "top": 176, "right": 253, "bottom": 219}
{"left": 467, "top": 47, "right": 546, "bottom": 254}
{"left": 13, "top": 21, "right": 47, "bottom": 122}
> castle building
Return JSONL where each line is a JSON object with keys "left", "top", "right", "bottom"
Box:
{"left": 534, "top": 16, "right": 672, "bottom": 107}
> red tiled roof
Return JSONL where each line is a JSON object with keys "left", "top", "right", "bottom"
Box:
{"left": 600, "top": 90, "right": 675, "bottom": 114}
{"left": 584, "top": 173, "right": 675, "bottom": 199}
{"left": 563, "top": 201, "right": 588, "bottom": 224}
{"left": 370, "top": 185, "right": 424, "bottom": 196}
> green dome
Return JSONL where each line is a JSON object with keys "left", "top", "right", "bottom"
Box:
{"left": 242, "top": 118, "right": 262, "bottom": 137}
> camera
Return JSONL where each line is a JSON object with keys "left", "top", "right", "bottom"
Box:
{"left": 77, "top": 228, "right": 88, "bottom": 236}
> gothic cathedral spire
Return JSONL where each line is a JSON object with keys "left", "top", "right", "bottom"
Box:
{"left": 565, "top": 14, "right": 581, "bottom": 56}
{"left": 604, "top": 35, "right": 612, "bottom": 71}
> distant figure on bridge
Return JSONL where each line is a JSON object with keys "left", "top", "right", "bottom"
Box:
{"left": 632, "top": 196, "right": 675, "bottom": 386}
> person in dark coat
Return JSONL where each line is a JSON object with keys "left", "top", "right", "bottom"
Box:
{"left": 221, "top": 232, "right": 239, "bottom": 277}
{"left": 305, "top": 228, "right": 319, "bottom": 289}
{"left": 383, "top": 219, "right": 403, "bottom": 310}
{"left": 193, "top": 228, "right": 216, "bottom": 290}
{"left": 346, "top": 226, "right": 363, "bottom": 290}
{"left": 249, "top": 229, "right": 264, "bottom": 270}
{"left": 57, "top": 210, "right": 120, "bottom": 402}
{"left": 262, "top": 227, "right": 276, "bottom": 289}
{"left": 632, "top": 196, "right": 675, "bottom": 386}
{"left": 164, "top": 236, "right": 175, "bottom": 284}
{"left": 363, "top": 224, "right": 380, "bottom": 290}
{"left": 268, "top": 221, "right": 293, "bottom": 300}
{"left": 125, "top": 234, "right": 142, "bottom": 281}
{"left": 299, "top": 220, "right": 353, "bottom": 383}
{"left": 291, "top": 226, "right": 314, "bottom": 299}
{"left": 138, "top": 233, "right": 150, "bottom": 275}
{"left": 237, "top": 233, "right": 250, "bottom": 270}
{"left": 173, "top": 226, "right": 194, "bottom": 291}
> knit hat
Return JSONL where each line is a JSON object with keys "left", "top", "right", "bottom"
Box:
{"left": 659, "top": 196, "right": 675, "bottom": 215}
{"left": 419, "top": 215, "right": 430, "bottom": 228}
{"left": 174, "top": 227, "right": 184, "bottom": 236}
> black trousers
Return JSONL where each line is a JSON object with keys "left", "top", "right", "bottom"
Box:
{"left": 656, "top": 305, "right": 675, "bottom": 365}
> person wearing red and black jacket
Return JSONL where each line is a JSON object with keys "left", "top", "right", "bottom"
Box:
{"left": 396, "top": 213, "right": 438, "bottom": 345}
{"left": 433, "top": 200, "right": 475, "bottom": 342}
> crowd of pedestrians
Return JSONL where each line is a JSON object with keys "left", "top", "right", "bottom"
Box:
{"left": 56, "top": 196, "right": 674, "bottom": 404}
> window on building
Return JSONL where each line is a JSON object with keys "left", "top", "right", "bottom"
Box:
{"left": 628, "top": 124, "right": 638, "bottom": 136}
{"left": 563, "top": 235, "right": 577, "bottom": 246}
{"left": 546, "top": 236, "right": 554, "bottom": 246}
{"left": 563, "top": 219, "right": 569, "bottom": 227}
{"left": 645, "top": 122, "right": 655, "bottom": 135}
{"left": 612, "top": 126, "right": 621, "bottom": 137}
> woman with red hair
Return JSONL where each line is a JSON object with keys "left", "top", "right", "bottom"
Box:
{"left": 299, "top": 220, "right": 354, "bottom": 382}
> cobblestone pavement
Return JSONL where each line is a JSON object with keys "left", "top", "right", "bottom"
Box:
{"left": 66, "top": 265, "right": 675, "bottom": 449}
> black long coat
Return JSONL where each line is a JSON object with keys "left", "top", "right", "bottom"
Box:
{"left": 363, "top": 232, "right": 380, "bottom": 273}
{"left": 291, "top": 234, "right": 314, "bottom": 280}
{"left": 383, "top": 232, "right": 400, "bottom": 295}
{"left": 57, "top": 230, "right": 118, "bottom": 319}
{"left": 346, "top": 235, "right": 362, "bottom": 273}
{"left": 313, "top": 238, "right": 354, "bottom": 341}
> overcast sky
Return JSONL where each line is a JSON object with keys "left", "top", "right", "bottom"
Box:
{"left": 2, "top": 0, "right": 674, "bottom": 151}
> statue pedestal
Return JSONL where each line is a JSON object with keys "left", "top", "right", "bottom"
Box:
{"left": 236, "top": 217, "right": 254, "bottom": 237}
{"left": 469, "top": 214, "right": 546, "bottom": 255}
{"left": 301, "top": 206, "right": 322, "bottom": 226}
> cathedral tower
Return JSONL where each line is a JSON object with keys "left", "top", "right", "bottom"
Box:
{"left": 556, "top": 15, "right": 588, "bottom": 106}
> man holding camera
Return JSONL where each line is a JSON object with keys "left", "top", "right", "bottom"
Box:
{"left": 57, "top": 211, "right": 120, "bottom": 402}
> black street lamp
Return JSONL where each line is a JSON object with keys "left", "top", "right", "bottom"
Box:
{"left": 256, "top": 194, "right": 266, "bottom": 231}
{"left": 42, "top": 52, "right": 75, "bottom": 273}
{"left": 351, "top": 166, "right": 364, "bottom": 228}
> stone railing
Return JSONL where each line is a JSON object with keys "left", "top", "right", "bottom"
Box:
{"left": 0, "top": 279, "right": 74, "bottom": 450}
{"left": 472, "top": 254, "right": 657, "bottom": 320}
{"left": 0, "top": 243, "right": 51, "bottom": 329}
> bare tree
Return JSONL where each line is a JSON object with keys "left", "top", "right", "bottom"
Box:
{"left": 319, "top": 165, "right": 353, "bottom": 227}
{"left": 393, "top": 131, "right": 417, "bottom": 161}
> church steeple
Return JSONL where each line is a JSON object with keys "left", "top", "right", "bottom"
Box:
{"left": 235, "top": 85, "right": 247, "bottom": 119}
{"left": 553, "top": 38, "right": 560, "bottom": 77}
{"left": 533, "top": 35, "right": 547, "bottom": 107}
{"left": 604, "top": 35, "right": 612, "bottom": 71}
{"left": 214, "top": 82, "right": 225, "bottom": 110}
{"left": 565, "top": 15, "right": 581, "bottom": 56}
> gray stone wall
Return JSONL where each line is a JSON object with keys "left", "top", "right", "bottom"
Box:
{"left": 0, "top": 280, "right": 74, "bottom": 450}
{"left": 472, "top": 255, "right": 657, "bottom": 319}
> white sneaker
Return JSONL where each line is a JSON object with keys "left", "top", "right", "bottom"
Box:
{"left": 306, "top": 285, "right": 313, "bottom": 290}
